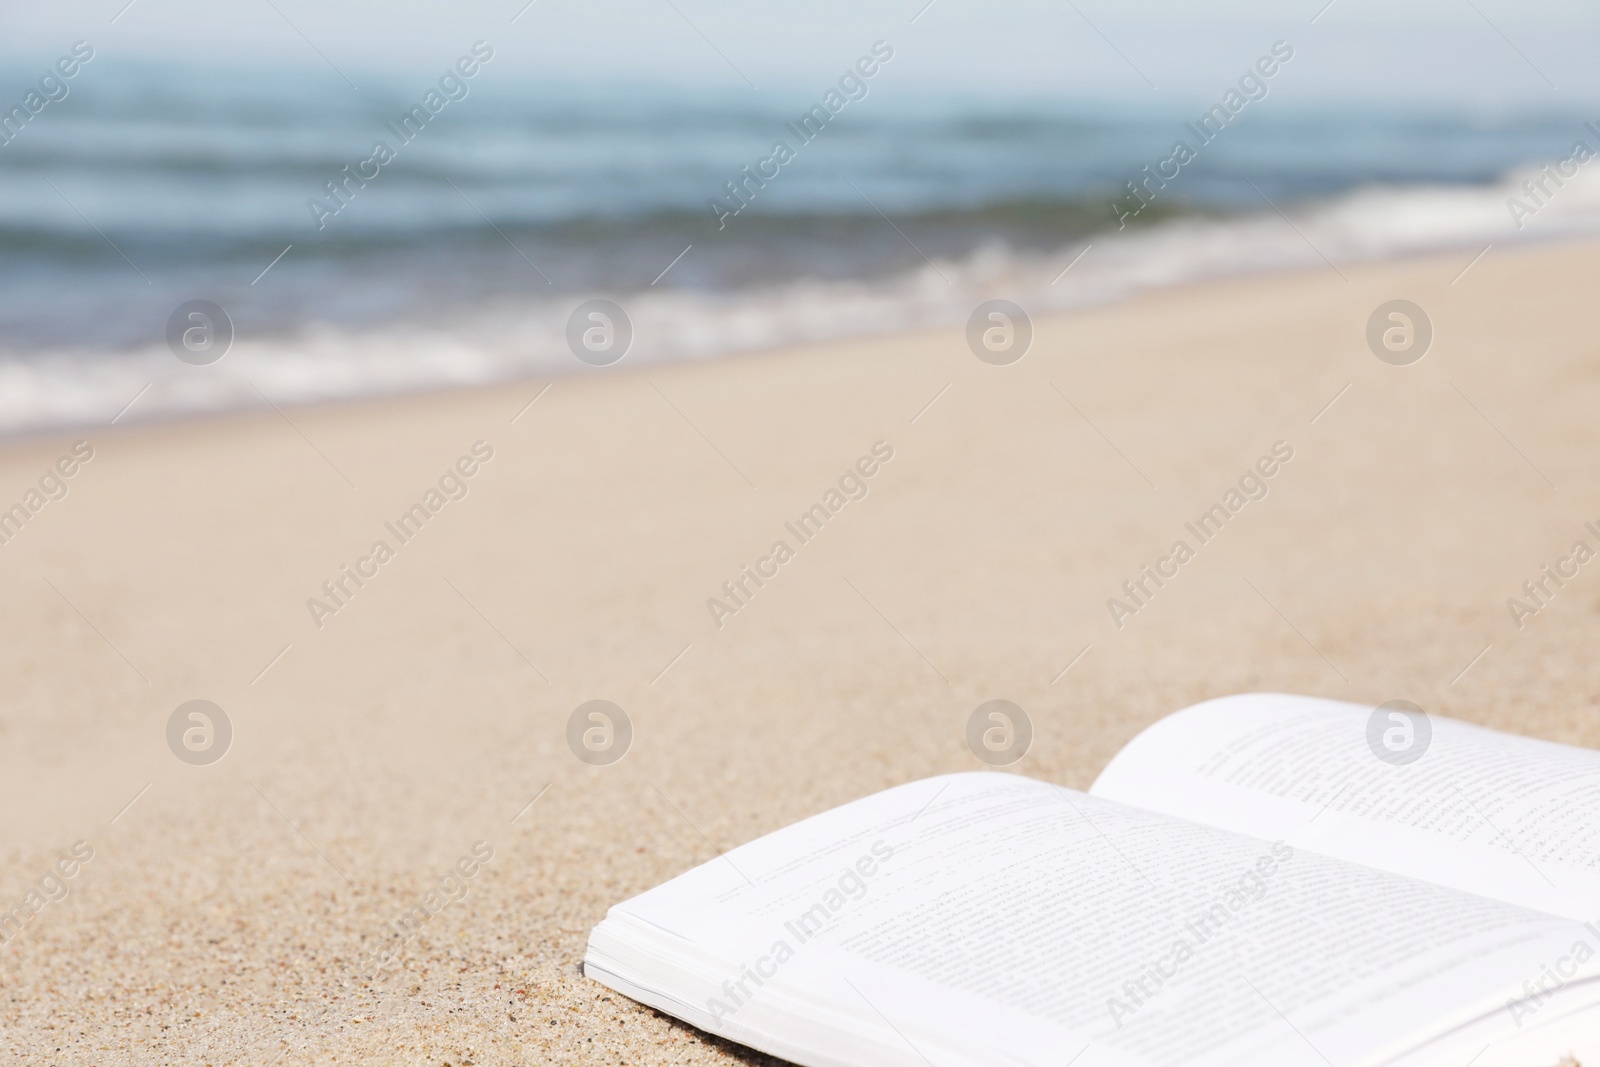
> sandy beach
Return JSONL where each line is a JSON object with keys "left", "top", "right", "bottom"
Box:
{"left": 3, "top": 238, "right": 1600, "bottom": 1065}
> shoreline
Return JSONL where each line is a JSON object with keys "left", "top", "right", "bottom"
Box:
{"left": 4, "top": 226, "right": 1596, "bottom": 448}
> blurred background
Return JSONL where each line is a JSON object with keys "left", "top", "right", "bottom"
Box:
{"left": 2, "top": 0, "right": 1598, "bottom": 431}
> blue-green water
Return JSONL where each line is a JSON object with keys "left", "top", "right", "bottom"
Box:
{"left": 2, "top": 56, "right": 1597, "bottom": 429}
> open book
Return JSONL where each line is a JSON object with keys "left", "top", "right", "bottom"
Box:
{"left": 584, "top": 693, "right": 1600, "bottom": 1067}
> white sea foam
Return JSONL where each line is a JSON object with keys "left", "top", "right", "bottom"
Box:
{"left": 6, "top": 168, "right": 1600, "bottom": 438}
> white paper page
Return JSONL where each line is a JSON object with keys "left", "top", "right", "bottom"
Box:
{"left": 1090, "top": 692, "right": 1600, "bottom": 925}
{"left": 586, "top": 772, "right": 1600, "bottom": 1067}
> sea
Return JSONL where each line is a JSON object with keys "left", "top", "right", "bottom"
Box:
{"left": 2, "top": 57, "right": 1599, "bottom": 435}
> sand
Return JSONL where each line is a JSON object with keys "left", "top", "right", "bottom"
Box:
{"left": 3, "top": 238, "right": 1600, "bottom": 1065}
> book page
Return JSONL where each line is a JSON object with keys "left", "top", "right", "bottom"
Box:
{"left": 1090, "top": 692, "right": 1600, "bottom": 924}
{"left": 586, "top": 772, "right": 1600, "bottom": 1067}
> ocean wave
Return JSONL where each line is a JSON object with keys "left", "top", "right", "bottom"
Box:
{"left": 5, "top": 167, "right": 1598, "bottom": 438}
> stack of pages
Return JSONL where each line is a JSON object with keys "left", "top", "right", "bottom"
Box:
{"left": 587, "top": 693, "right": 1600, "bottom": 1067}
